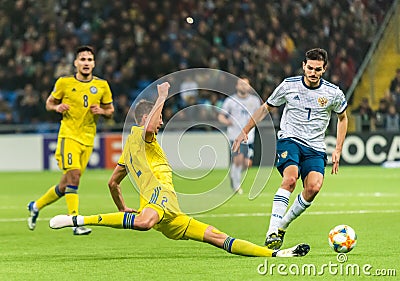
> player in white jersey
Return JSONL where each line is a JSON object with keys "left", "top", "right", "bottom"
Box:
{"left": 218, "top": 77, "right": 261, "bottom": 194}
{"left": 233, "top": 48, "right": 348, "bottom": 249}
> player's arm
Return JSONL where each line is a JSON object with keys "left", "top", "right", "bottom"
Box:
{"left": 232, "top": 103, "right": 272, "bottom": 152}
{"left": 46, "top": 95, "right": 70, "bottom": 113}
{"left": 46, "top": 79, "right": 69, "bottom": 113}
{"left": 143, "top": 82, "right": 170, "bottom": 142}
{"left": 90, "top": 103, "right": 114, "bottom": 119}
{"left": 108, "top": 163, "right": 137, "bottom": 213}
{"left": 331, "top": 110, "right": 348, "bottom": 174}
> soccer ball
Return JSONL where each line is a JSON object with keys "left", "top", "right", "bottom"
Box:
{"left": 328, "top": 224, "right": 357, "bottom": 253}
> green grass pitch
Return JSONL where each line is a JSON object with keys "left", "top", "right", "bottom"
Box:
{"left": 0, "top": 166, "right": 399, "bottom": 280}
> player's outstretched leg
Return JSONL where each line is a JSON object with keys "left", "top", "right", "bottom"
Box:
{"left": 51, "top": 209, "right": 160, "bottom": 231}
{"left": 49, "top": 212, "right": 124, "bottom": 229}
{"left": 273, "top": 243, "right": 310, "bottom": 257}
{"left": 221, "top": 236, "right": 310, "bottom": 257}
{"left": 50, "top": 212, "right": 136, "bottom": 230}
{"left": 195, "top": 222, "right": 309, "bottom": 258}
{"left": 49, "top": 215, "right": 92, "bottom": 235}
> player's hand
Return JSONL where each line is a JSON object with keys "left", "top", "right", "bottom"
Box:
{"left": 331, "top": 150, "right": 341, "bottom": 174}
{"left": 90, "top": 104, "right": 104, "bottom": 115}
{"left": 56, "top": 103, "right": 70, "bottom": 113}
{"left": 120, "top": 207, "right": 138, "bottom": 213}
{"left": 157, "top": 82, "right": 170, "bottom": 99}
{"left": 232, "top": 131, "right": 248, "bottom": 152}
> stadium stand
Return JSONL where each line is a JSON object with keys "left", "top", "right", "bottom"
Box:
{"left": 0, "top": 0, "right": 395, "bottom": 132}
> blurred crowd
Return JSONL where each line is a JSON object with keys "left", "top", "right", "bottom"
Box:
{"left": 352, "top": 68, "right": 400, "bottom": 132}
{"left": 0, "top": 0, "right": 394, "bottom": 132}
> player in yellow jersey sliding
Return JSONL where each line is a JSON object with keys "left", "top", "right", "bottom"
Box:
{"left": 49, "top": 82, "right": 309, "bottom": 257}
{"left": 27, "top": 45, "right": 115, "bottom": 235}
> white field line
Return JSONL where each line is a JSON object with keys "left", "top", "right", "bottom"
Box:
{"left": 2, "top": 209, "right": 400, "bottom": 223}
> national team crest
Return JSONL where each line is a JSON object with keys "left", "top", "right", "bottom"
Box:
{"left": 90, "top": 86, "right": 98, "bottom": 94}
{"left": 317, "top": 97, "right": 328, "bottom": 107}
{"left": 281, "top": 151, "right": 288, "bottom": 158}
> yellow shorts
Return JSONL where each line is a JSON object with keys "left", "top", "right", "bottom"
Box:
{"left": 140, "top": 186, "right": 209, "bottom": 241}
{"left": 55, "top": 137, "right": 93, "bottom": 173}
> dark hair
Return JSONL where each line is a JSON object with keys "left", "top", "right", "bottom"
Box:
{"left": 239, "top": 75, "right": 250, "bottom": 81}
{"left": 76, "top": 45, "right": 95, "bottom": 59}
{"left": 304, "top": 48, "right": 328, "bottom": 67}
{"left": 134, "top": 99, "right": 154, "bottom": 124}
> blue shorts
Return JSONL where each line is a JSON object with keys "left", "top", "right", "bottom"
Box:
{"left": 276, "top": 138, "right": 327, "bottom": 181}
{"left": 230, "top": 141, "right": 254, "bottom": 160}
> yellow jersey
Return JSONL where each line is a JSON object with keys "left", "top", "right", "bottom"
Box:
{"left": 123, "top": 126, "right": 174, "bottom": 194}
{"left": 51, "top": 75, "right": 113, "bottom": 146}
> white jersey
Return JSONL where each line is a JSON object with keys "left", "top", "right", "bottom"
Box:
{"left": 221, "top": 93, "right": 261, "bottom": 143}
{"left": 267, "top": 76, "right": 347, "bottom": 152}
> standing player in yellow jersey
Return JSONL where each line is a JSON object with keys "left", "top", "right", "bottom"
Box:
{"left": 27, "top": 45, "right": 114, "bottom": 235}
{"left": 49, "top": 82, "right": 309, "bottom": 257}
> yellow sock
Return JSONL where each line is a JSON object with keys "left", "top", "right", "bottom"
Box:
{"left": 224, "top": 237, "right": 274, "bottom": 257}
{"left": 65, "top": 185, "right": 79, "bottom": 215}
{"left": 36, "top": 185, "right": 63, "bottom": 210}
{"left": 83, "top": 212, "right": 133, "bottom": 229}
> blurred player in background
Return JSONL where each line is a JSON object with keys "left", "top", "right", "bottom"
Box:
{"left": 218, "top": 77, "right": 261, "bottom": 194}
{"left": 50, "top": 82, "right": 310, "bottom": 257}
{"left": 233, "top": 48, "right": 348, "bottom": 249}
{"left": 27, "top": 45, "right": 114, "bottom": 235}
